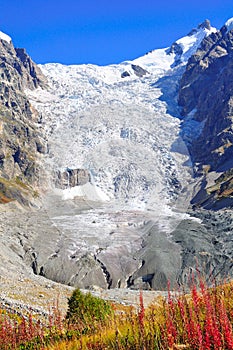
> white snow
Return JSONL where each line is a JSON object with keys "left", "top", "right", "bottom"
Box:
{"left": 225, "top": 17, "right": 233, "bottom": 33}
{"left": 175, "top": 24, "right": 216, "bottom": 63}
{"left": 0, "top": 30, "right": 11, "bottom": 43}
{"left": 132, "top": 48, "right": 175, "bottom": 72}
{"left": 62, "top": 183, "right": 111, "bottom": 202}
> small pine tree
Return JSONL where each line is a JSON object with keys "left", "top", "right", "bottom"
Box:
{"left": 66, "top": 289, "right": 113, "bottom": 326}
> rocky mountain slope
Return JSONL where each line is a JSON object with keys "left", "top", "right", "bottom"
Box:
{"left": 0, "top": 32, "right": 47, "bottom": 205}
{"left": 0, "top": 19, "right": 233, "bottom": 297}
{"left": 179, "top": 19, "right": 233, "bottom": 209}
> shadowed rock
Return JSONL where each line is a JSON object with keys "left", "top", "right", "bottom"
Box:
{"left": 55, "top": 168, "right": 91, "bottom": 189}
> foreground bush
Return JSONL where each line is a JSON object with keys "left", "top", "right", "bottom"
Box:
{"left": 66, "top": 288, "right": 113, "bottom": 327}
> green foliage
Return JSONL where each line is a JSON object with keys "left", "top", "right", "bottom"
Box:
{"left": 66, "top": 289, "right": 113, "bottom": 326}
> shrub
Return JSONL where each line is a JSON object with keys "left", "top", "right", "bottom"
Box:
{"left": 66, "top": 289, "right": 113, "bottom": 327}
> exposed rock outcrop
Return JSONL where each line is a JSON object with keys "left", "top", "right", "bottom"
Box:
{"left": 179, "top": 23, "right": 233, "bottom": 170}
{"left": 121, "top": 71, "right": 130, "bottom": 78}
{"left": 15, "top": 48, "right": 47, "bottom": 89}
{"left": 55, "top": 168, "right": 91, "bottom": 189}
{"left": 131, "top": 64, "right": 148, "bottom": 77}
{"left": 178, "top": 21, "right": 233, "bottom": 208}
{"left": 167, "top": 20, "right": 214, "bottom": 68}
{"left": 121, "top": 65, "right": 148, "bottom": 79}
{"left": 0, "top": 35, "right": 47, "bottom": 204}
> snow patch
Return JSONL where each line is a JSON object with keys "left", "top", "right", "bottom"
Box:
{"left": 0, "top": 30, "right": 11, "bottom": 43}
{"left": 175, "top": 25, "right": 217, "bottom": 63}
{"left": 132, "top": 48, "right": 175, "bottom": 72}
{"left": 62, "top": 183, "right": 111, "bottom": 202}
{"left": 225, "top": 18, "right": 233, "bottom": 33}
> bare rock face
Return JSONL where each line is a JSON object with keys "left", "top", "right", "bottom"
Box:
{"left": 131, "top": 64, "right": 148, "bottom": 77}
{"left": 121, "top": 71, "right": 130, "bottom": 78}
{"left": 15, "top": 48, "right": 47, "bottom": 89}
{"left": 55, "top": 168, "right": 91, "bottom": 189}
{"left": 178, "top": 23, "right": 233, "bottom": 208}
{"left": 178, "top": 25, "right": 233, "bottom": 170}
{"left": 0, "top": 36, "right": 47, "bottom": 204}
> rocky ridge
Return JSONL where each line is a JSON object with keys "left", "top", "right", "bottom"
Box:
{"left": 0, "top": 34, "right": 47, "bottom": 205}
{"left": 178, "top": 20, "right": 233, "bottom": 209}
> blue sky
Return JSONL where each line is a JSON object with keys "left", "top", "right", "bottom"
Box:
{"left": 1, "top": 0, "right": 233, "bottom": 65}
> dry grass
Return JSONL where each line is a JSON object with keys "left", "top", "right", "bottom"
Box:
{"left": 1, "top": 278, "right": 233, "bottom": 349}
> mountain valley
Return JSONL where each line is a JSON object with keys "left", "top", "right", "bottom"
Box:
{"left": 0, "top": 18, "right": 233, "bottom": 308}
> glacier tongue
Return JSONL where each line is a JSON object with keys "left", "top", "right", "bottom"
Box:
{"left": 25, "top": 25, "right": 214, "bottom": 289}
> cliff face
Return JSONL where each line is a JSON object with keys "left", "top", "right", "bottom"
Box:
{"left": 55, "top": 169, "right": 91, "bottom": 189}
{"left": 178, "top": 23, "right": 233, "bottom": 208}
{"left": 0, "top": 36, "right": 47, "bottom": 205}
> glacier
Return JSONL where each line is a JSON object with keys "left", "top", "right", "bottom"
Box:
{"left": 25, "top": 22, "right": 216, "bottom": 289}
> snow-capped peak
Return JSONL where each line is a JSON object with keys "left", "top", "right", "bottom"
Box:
{"left": 0, "top": 30, "right": 11, "bottom": 43}
{"left": 132, "top": 20, "right": 216, "bottom": 73}
{"left": 167, "top": 20, "right": 217, "bottom": 66}
{"left": 224, "top": 17, "right": 233, "bottom": 33}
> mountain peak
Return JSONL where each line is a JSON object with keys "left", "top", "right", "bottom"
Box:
{"left": 197, "top": 19, "right": 211, "bottom": 30}
{"left": 0, "top": 30, "right": 11, "bottom": 43}
{"left": 223, "top": 17, "right": 233, "bottom": 33}
{"left": 167, "top": 20, "right": 216, "bottom": 67}
{"left": 187, "top": 19, "right": 213, "bottom": 37}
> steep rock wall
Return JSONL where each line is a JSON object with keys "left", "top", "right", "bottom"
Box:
{"left": 0, "top": 37, "right": 47, "bottom": 204}
{"left": 178, "top": 23, "right": 233, "bottom": 208}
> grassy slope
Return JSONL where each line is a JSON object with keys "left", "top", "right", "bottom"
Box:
{"left": 1, "top": 279, "right": 233, "bottom": 349}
